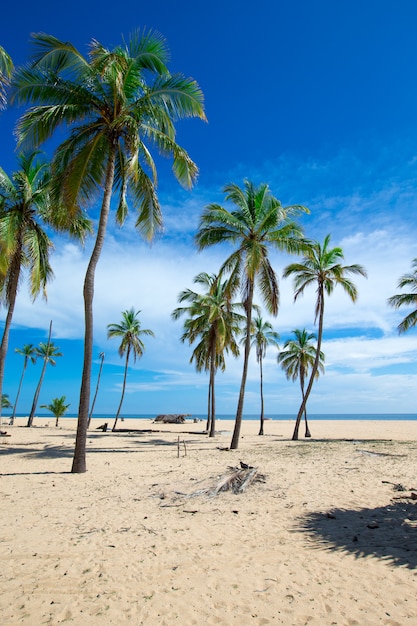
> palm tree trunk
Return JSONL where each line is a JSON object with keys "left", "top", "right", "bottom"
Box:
{"left": 209, "top": 344, "right": 216, "bottom": 437}
{"left": 258, "top": 357, "right": 264, "bottom": 435}
{"left": 292, "top": 289, "right": 324, "bottom": 441}
{"left": 231, "top": 281, "right": 254, "bottom": 450}
{"left": 72, "top": 148, "right": 116, "bottom": 473}
{"left": 10, "top": 358, "right": 27, "bottom": 425}
{"left": 112, "top": 347, "right": 129, "bottom": 432}
{"left": 206, "top": 382, "right": 211, "bottom": 432}
{"left": 87, "top": 353, "right": 105, "bottom": 428}
{"left": 27, "top": 320, "right": 52, "bottom": 427}
{"left": 0, "top": 253, "right": 21, "bottom": 422}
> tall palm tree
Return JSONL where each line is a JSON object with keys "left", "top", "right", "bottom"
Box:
{"left": 196, "top": 180, "right": 308, "bottom": 449}
{"left": 87, "top": 352, "right": 105, "bottom": 428}
{"left": 10, "top": 344, "right": 37, "bottom": 424}
{"left": 0, "top": 153, "right": 53, "bottom": 418}
{"left": 387, "top": 258, "right": 417, "bottom": 333}
{"left": 107, "top": 308, "right": 154, "bottom": 432}
{"left": 278, "top": 329, "right": 324, "bottom": 439}
{"left": 40, "top": 395, "right": 70, "bottom": 427}
{"left": 0, "top": 152, "right": 89, "bottom": 420}
{"left": 0, "top": 45, "right": 13, "bottom": 109}
{"left": 283, "top": 235, "right": 367, "bottom": 440}
{"left": 248, "top": 315, "right": 280, "bottom": 435}
{"left": 172, "top": 273, "right": 244, "bottom": 437}
{"left": 27, "top": 338, "right": 63, "bottom": 427}
{"left": 12, "top": 30, "right": 206, "bottom": 472}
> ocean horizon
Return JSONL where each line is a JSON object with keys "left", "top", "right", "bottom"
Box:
{"left": 5, "top": 412, "right": 417, "bottom": 421}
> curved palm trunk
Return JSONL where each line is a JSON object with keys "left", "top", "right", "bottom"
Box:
{"left": 292, "top": 288, "right": 324, "bottom": 441}
{"left": 209, "top": 343, "right": 216, "bottom": 437}
{"left": 258, "top": 356, "right": 265, "bottom": 435}
{"left": 27, "top": 320, "right": 52, "bottom": 427}
{"left": 112, "top": 346, "right": 130, "bottom": 432}
{"left": 10, "top": 357, "right": 28, "bottom": 425}
{"left": 87, "top": 353, "right": 105, "bottom": 428}
{"left": 231, "top": 281, "right": 254, "bottom": 450}
{"left": 72, "top": 149, "right": 116, "bottom": 472}
{"left": 0, "top": 249, "right": 22, "bottom": 422}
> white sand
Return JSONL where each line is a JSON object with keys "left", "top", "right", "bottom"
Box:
{"left": 0, "top": 418, "right": 416, "bottom": 625}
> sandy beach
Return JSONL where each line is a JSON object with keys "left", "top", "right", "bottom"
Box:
{"left": 0, "top": 418, "right": 416, "bottom": 625}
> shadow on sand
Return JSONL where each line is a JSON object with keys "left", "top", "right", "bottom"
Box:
{"left": 297, "top": 499, "right": 417, "bottom": 569}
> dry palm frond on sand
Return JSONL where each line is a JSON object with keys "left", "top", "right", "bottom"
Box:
{"left": 187, "top": 464, "right": 266, "bottom": 498}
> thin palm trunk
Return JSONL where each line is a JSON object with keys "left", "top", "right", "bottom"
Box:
{"left": 27, "top": 320, "right": 52, "bottom": 427}
{"left": 206, "top": 383, "right": 211, "bottom": 432}
{"left": 0, "top": 248, "right": 21, "bottom": 422}
{"left": 292, "top": 289, "right": 324, "bottom": 440}
{"left": 303, "top": 373, "right": 311, "bottom": 437}
{"left": 112, "top": 346, "right": 130, "bottom": 432}
{"left": 231, "top": 282, "right": 254, "bottom": 449}
{"left": 72, "top": 149, "right": 116, "bottom": 472}
{"left": 209, "top": 342, "right": 216, "bottom": 437}
{"left": 10, "top": 357, "right": 28, "bottom": 425}
{"left": 258, "top": 356, "right": 265, "bottom": 435}
{"left": 87, "top": 353, "right": 105, "bottom": 428}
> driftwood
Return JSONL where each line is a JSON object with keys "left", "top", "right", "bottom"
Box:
{"left": 154, "top": 414, "right": 190, "bottom": 424}
{"left": 188, "top": 464, "right": 266, "bottom": 498}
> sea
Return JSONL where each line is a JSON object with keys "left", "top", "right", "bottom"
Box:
{"left": 6, "top": 413, "right": 417, "bottom": 421}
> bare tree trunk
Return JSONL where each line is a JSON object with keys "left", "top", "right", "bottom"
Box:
{"left": 258, "top": 357, "right": 264, "bottom": 435}
{"left": 112, "top": 347, "right": 130, "bottom": 432}
{"left": 87, "top": 352, "right": 105, "bottom": 428}
{"left": 72, "top": 148, "right": 116, "bottom": 473}
{"left": 27, "top": 320, "right": 52, "bottom": 427}
{"left": 292, "top": 288, "right": 324, "bottom": 441}
{"left": 231, "top": 282, "right": 254, "bottom": 450}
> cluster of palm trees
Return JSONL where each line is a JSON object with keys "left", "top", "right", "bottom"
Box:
{"left": 1, "top": 34, "right": 416, "bottom": 471}
{"left": 0, "top": 31, "right": 206, "bottom": 472}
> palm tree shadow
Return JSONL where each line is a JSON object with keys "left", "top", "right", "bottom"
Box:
{"left": 297, "top": 500, "right": 417, "bottom": 569}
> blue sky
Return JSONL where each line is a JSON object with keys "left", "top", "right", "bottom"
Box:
{"left": 2, "top": 0, "right": 417, "bottom": 417}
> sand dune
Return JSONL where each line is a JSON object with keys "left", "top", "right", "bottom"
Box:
{"left": 0, "top": 418, "right": 416, "bottom": 625}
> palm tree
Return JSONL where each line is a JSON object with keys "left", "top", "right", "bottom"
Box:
{"left": 107, "top": 308, "right": 154, "bottom": 432}
{"left": 10, "top": 344, "right": 37, "bottom": 424}
{"left": 0, "top": 152, "right": 89, "bottom": 420}
{"left": 196, "top": 180, "right": 308, "bottom": 449}
{"left": 40, "top": 395, "right": 70, "bottom": 427}
{"left": 283, "top": 235, "right": 367, "bottom": 440}
{"left": 387, "top": 258, "right": 417, "bottom": 333}
{"left": 87, "top": 352, "right": 105, "bottom": 428}
{"left": 249, "top": 316, "right": 280, "bottom": 435}
{"left": 172, "top": 273, "right": 244, "bottom": 437}
{"left": 278, "top": 329, "right": 324, "bottom": 439}
{"left": 2, "top": 394, "right": 12, "bottom": 409}
{"left": 27, "top": 331, "right": 62, "bottom": 427}
{"left": 0, "top": 45, "right": 13, "bottom": 109}
{"left": 12, "top": 30, "right": 206, "bottom": 473}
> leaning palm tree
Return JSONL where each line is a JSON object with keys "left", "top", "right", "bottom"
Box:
{"left": 27, "top": 336, "right": 63, "bottom": 427}
{"left": 196, "top": 180, "right": 308, "bottom": 449}
{"left": 40, "top": 395, "right": 70, "bottom": 427}
{"left": 12, "top": 30, "right": 206, "bottom": 472}
{"left": 0, "top": 45, "right": 13, "bottom": 109}
{"left": 283, "top": 235, "right": 367, "bottom": 440}
{"left": 278, "top": 329, "right": 324, "bottom": 439}
{"left": 172, "top": 272, "right": 244, "bottom": 437}
{"left": 107, "top": 308, "right": 154, "bottom": 432}
{"left": 248, "top": 315, "right": 280, "bottom": 435}
{"left": 87, "top": 352, "right": 105, "bottom": 428}
{"left": 10, "top": 344, "right": 37, "bottom": 424}
{"left": 0, "top": 152, "right": 89, "bottom": 420}
{"left": 387, "top": 258, "right": 417, "bottom": 333}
